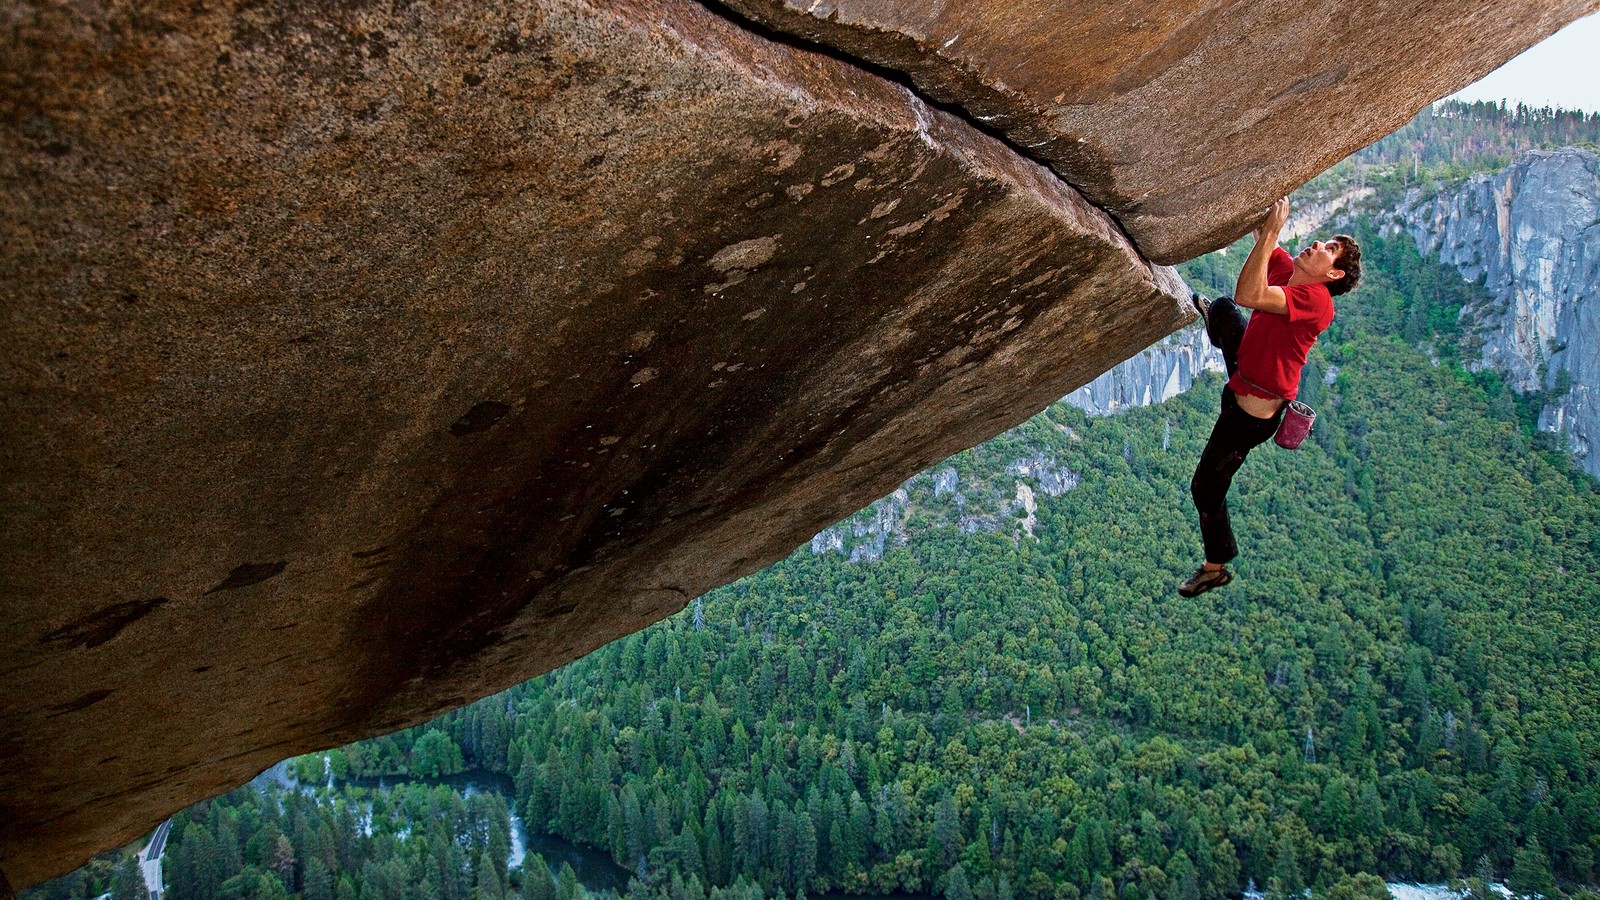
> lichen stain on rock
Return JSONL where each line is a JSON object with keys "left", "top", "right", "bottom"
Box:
{"left": 885, "top": 189, "right": 967, "bottom": 238}
{"left": 620, "top": 247, "right": 658, "bottom": 273}
{"left": 757, "top": 139, "right": 803, "bottom": 172}
{"left": 708, "top": 235, "right": 780, "bottom": 273}
{"left": 819, "top": 163, "right": 855, "bottom": 186}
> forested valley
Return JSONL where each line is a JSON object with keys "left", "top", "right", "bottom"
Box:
{"left": 1313, "top": 99, "right": 1600, "bottom": 189}
{"left": 26, "top": 104, "right": 1600, "bottom": 900}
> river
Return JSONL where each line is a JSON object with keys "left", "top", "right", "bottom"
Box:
{"left": 251, "top": 760, "right": 634, "bottom": 894}
{"left": 251, "top": 760, "right": 1495, "bottom": 900}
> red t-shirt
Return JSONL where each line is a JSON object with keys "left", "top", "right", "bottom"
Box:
{"left": 1228, "top": 247, "right": 1334, "bottom": 402}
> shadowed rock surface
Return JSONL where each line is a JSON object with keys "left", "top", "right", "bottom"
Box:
{"left": 1, "top": 0, "right": 1188, "bottom": 885}
{"left": 711, "top": 0, "right": 1600, "bottom": 262}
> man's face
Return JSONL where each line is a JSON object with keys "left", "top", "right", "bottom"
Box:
{"left": 1295, "top": 239, "right": 1346, "bottom": 284}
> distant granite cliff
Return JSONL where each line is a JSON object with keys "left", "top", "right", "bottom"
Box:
{"left": 1400, "top": 148, "right": 1600, "bottom": 477}
{"left": 1062, "top": 322, "right": 1224, "bottom": 416}
{"left": 809, "top": 444, "right": 1082, "bottom": 560}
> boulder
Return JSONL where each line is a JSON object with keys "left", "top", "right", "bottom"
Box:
{"left": 1, "top": 0, "right": 1186, "bottom": 885}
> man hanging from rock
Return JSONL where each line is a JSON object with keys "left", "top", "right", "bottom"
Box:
{"left": 1178, "top": 196, "right": 1361, "bottom": 597}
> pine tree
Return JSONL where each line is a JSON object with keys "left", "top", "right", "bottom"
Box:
{"left": 522, "top": 854, "right": 558, "bottom": 900}
{"left": 475, "top": 849, "right": 506, "bottom": 900}
{"left": 933, "top": 796, "right": 961, "bottom": 869}
{"left": 793, "top": 811, "right": 818, "bottom": 892}
{"left": 944, "top": 864, "right": 974, "bottom": 900}
{"left": 110, "top": 853, "right": 149, "bottom": 900}
{"left": 302, "top": 857, "right": 334, "bottom": 900}
{"left": 1509, "top": 837, "right": 1555, "bottom": 898}
{"left": 556, "top": 863, "right": 582, "bottom": 900}
{"left": 1271, "top": 833, "right": 1302, "bottom": 899}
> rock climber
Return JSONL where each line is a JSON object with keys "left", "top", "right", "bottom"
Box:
{"left": 1178, "top": 196, "right": 1362, "bottom": 597}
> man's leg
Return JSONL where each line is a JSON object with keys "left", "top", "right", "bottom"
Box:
{"left": 1190, "top": 388, "right": 1282, "bottom": 565}
{"left": 1204, "top": 296, "right": 1249, "bottom": 378}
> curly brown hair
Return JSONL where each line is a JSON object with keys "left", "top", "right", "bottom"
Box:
{"left": 1328, "top": 234, "right": 1362, "bottom": 296}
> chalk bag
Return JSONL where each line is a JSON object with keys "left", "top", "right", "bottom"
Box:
{"left": 1274, "top": 400, "right": 1316, "bottom": 450}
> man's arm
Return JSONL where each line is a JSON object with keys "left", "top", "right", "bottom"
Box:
{"left": 1234, "top": 197, "right": 1290, "bottom": 316}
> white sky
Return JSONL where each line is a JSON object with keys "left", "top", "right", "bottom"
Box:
{"left": 1448, "top": 13, "right": 1600, "bottom": 114}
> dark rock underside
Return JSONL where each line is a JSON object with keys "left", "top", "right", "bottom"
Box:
{"left": 1, "top": 0, "right": 1186, "bottom": 885}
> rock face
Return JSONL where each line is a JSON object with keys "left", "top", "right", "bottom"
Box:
{"left": 1062, "top": 323, "right": 1224, "bottom": 416}
{"left": 0, "top": 0, "right": 1589, "bottom": 888}
{"left": 1, "top": 0, "right": 1190, "bottom": 886}
{"left": 711, "top": 0, "right": 1600, "bottom": 263}
{"left": 807, "top": 445, "right": 1081, "bottom": 559}
{"left": 1400, "top": 149, "right": 1600, "bottom": 477}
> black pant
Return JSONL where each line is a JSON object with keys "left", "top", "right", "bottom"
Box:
{"left": 1191, "top": 297, "right": 1283, "bottom": 564}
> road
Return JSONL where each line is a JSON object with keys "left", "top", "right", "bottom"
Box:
{"left": 138, "top": 819, "right": 171, "bottom": 900}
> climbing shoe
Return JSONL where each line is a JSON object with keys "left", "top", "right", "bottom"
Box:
{"left": 1177, "top": 565, "right": 1232, "bottom": 597}
{"left": 1190, "top": 293, "right": 1211, "bottom": 325}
